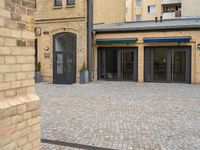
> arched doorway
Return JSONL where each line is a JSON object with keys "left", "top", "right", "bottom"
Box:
{"left": 53, "top": 32, "right": 76, "bottom": 84}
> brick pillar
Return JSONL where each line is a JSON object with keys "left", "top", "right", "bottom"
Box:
{"left": 0, "top": 0, "right": 41, "bottom": 150}
{"left": 138, "top": 44, "right": 144, "bottom": 82}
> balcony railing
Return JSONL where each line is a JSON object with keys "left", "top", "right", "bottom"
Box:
{"left": 161, "top": 0, "right": 182, "bottom": 5}
{"left": 162, "top": 10, "right": 181, "bottom": 19}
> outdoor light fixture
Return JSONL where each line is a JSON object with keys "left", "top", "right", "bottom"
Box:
{"left": 35, "top": 27, "right": 41, "bottom": 36}
{"left": 44, "top": 46, "right": 49, "bottom": 51}
{"left": 197, "top": 44, "right": 200, "bottom": 51}
{"left": 43, "top": 31, "right": 49, "bottom": 35}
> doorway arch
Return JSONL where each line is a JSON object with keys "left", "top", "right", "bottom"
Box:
{"left": 53, "top": 32, "right": 76, "bottom": 84}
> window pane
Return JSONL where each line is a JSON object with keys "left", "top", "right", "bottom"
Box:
{"left": 148, "top": 5, "right": 156, "bottom": 13}
{"left": 55, "top": 0, "right": 62, "bottom": 6}
{"left": 106, "top": 49, "right": 117, "bottom": 80}
{"left": 67, "top": 0, "right": 75, "bottom": 5}
{"left": 136, "top": 0, "right": 141, "bottom": 8}
{"left": 66, "top": 34, "right": 75, "bottom": 74}
{"left": 55, "top": 37, "right": 66, "bottom": 52}
{"left": 136, "top": 15, "right": 141, "bottom": 21}
{"left": 57, "top": 54, "right": 63, "bottom": 74}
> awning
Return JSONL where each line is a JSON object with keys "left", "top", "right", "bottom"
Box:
{"left": 96, "top": 38, "right": 138, "bottom": 44}
{"left": 143, "top": 36, "right": 192, "bottom": 43}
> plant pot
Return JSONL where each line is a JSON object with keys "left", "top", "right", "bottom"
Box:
{"left": 80, "top": 71, "right": 89, "bottom": 84}
{"left": 35, "top": 71, "right": 42, "bottom": 83}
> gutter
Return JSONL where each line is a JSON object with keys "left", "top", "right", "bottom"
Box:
{"left": 94, "top": 25, "right": 200, "bottom": 33}
{"left": 87, "top": 0, "right": 93, "bottom": 82}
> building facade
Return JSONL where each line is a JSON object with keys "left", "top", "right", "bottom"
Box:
{"left": 35, "top": 0, "right": 88, "bottom": 84}
{"left": 93, "top": 18, "right": 200, "bottom": 84}
{"left": 35, "top": 0, "right": 200, "bottom": 85}
{"left": 126, "top": 0, "right": 200, "bottom": 22}
{"left": 35, "top": 0, "right": 127, "bottom": 84}
{"left": 182, "top": 0, "right": 200, "bottom": 17}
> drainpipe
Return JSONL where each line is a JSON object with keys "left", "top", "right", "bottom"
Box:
{"left": 87, "top": 0, "right": 93, "bottom": 82}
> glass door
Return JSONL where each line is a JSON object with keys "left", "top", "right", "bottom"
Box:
{"left": 145, "top": 48, "right": 168, "bottom": 82}
{"left": 121, "top": 50, "right": 134, "bottom": 81}
{"left": 172, "top": 50, "right": 187, "bottom": 83}
{"left": 98, "top": 48, "right": 138, "bottom": 81}
{"left": 53, "top": 32, "right": 76, "bottom": 84}
{"left": 145, "top": 47, "right": 191, "bottom": 83}
{"left": 153, "top": 49, "right": 168, "bottom": 82}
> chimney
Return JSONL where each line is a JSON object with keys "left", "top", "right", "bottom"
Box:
{"left": 155, "top": 17, "right": 158, "bottom": 23}
{"left": 160, "top": 16, "right": 163, "bottom": 22}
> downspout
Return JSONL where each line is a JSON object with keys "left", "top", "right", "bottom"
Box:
{"left": 87, "top": 0, "right": 93, "bottom": 82}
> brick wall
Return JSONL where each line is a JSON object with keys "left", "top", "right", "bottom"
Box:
{"left": 35, "top": 0, "right": 87, "bottom": 82}
{"left": 0, "top": 0, "right": 41, "bottom": 149}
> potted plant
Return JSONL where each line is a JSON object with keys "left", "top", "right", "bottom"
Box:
{"left": 79, "top": 62, "right": 89, "bottom": 84}
{"left": 35, "top": 62, "right": 42, "bottom": 83}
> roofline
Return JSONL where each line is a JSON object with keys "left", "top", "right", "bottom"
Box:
{"left": 94, "top": 25, "right": 200, "bottom": 33}
{"left": 99, "top": 17, "right": 200, "bottom": 25}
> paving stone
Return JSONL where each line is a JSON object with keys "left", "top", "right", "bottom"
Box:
{"left": 36, "top": 81, "right": 200, "bottom": 150}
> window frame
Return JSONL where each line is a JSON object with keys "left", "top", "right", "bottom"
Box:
{"left": 54, "top": 0, "right": 62, "bottom": 7}
{"left": 67, "top": 0, "right": 75, "bottom": 6}
{"left": 148, "top": 5, "right": 156, "bottom": 13}
{"left": 135, "top": 0, "right": 141, "bottom": 8}
{"left": 136, "top": 15, "right": 142, "bottom": 22}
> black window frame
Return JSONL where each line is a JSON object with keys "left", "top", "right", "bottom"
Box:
{"left": 54, "top": 0, "right": 62, "bottom": 7}
{"left": 67, "top": 0, "right": 75, "bottom": 5}
{"left": 148, "top": 6, "right": 150, "bottom": 13}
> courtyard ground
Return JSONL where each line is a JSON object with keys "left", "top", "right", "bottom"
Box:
{"left": 36, "top": 81, "right": 200, "bottom": 150}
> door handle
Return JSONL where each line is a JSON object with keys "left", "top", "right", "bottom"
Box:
{"left": 64, "top": 68, "right": 67, "bottom": 73}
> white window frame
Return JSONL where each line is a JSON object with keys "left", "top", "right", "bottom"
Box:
{"left": 136, "top": 15, "right": 142, "bottom": 21}
{"left": 136, "top": 0, "right": 141, "bottom": 8}
{"left": 148, "top": 5, "right": 156, "bottom": 13}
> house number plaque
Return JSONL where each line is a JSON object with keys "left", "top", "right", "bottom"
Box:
{"left": 44, "top": 52, "right": 50, "bottom": 58}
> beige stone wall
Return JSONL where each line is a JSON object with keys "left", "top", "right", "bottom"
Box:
{"left": 35, "top": 0, "right": 87, "bottom": 82}
{"left": 182, "top": 0, "right": 200, "bottom": 17}
{"left": 0, "top": 0, "right": 41, "bottom": 149}
{"left": 141, "top": 0, "right": 162, "bottom": 21}
{"left": 94, "top": 30, "right": 200, "bottom": 83}
{"left": 94, "top": 0, "right": 126, "bottom": 24}
{"left": 126, "top": 0, "right": 200, "bottom": 22}
{"left": 126, "top": 0, "right": 162, "bottom": 21}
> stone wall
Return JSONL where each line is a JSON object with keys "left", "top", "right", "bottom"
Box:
{"left": 0, "top": 0, "right": 41, "bottom": 149}
{"left": 182, "top": 0, "right": 200, "bottom": 17}
{"left": 93, "top": 0, "right": 126, "bottom": 24}
{"left": 126, "top": 0, "right": 162, "bottom": 22}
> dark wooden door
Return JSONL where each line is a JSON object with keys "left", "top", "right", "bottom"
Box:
{"left": 53, "top": 32, "right": 76, "bottom": 84}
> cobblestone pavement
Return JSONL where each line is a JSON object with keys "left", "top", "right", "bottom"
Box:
{"left": 36, "top": 81, "right": 200, "bottom": 150}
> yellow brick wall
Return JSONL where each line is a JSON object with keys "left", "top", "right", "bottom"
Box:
{"left": 93, "top": 0, "right": 126, "bottom": 24}
{"left": 35, "top": 0, "right": 87, "bottom": 20}
{"left": 94, "top": 30, "right": 200, "bottom": 83}
{"left": 0, "top": 0, "right": 41, "bottom": 149}
{"left": 35, "top": 0, "right": 87, "bottom": 82}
